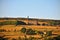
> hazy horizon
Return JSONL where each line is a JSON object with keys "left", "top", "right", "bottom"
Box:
{"left": 0, "top": 0, "right": 60, "bottom": 20}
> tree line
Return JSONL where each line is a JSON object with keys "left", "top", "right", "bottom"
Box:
{"left": 0, "top": 20, "right": 60, "bottom": 26}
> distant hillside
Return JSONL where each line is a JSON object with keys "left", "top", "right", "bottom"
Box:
{"left": 0, "top": 17, "right": 60, "bottom": 26}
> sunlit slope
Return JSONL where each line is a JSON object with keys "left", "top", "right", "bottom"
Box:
{"left": 0, "top": 25, "right": 60, "bottom": 34}
{"left": 0, "top": 25, "right": 60, "bottom": 40}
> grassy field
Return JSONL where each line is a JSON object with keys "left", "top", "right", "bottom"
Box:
{"left": 0, "top": 25, "right": 60, "bottom": 40}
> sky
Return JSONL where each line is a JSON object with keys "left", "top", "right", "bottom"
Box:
{"left": 0, "top": 0, "right": 60, "bottom": 20}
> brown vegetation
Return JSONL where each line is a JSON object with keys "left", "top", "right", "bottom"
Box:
{"left": 0, "top": 18, "right": 60, "bottom": 40}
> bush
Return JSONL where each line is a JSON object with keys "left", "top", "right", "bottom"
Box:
{"left": 20, "top": 27, "right": 26, "bottom": 33}
{"left": 4, "top": 21, "right": 16, "bottom": 25}
{"left": 49, "top": 21, "right": 60, "bottom": 26}
{"left": 0, "top": 37, "right": 8, "bottom": 40}
{"left": 0, "top": 38, "right": 8, "bottom": 40}
{"left": 53, "top": 35, "right": 60, "bottom": 40}
{"left": 26, "top": 29, "right": 36, "bottom": 35}
{"left": 46, "top": 31, "right": 52, "bottom": 36}
{"left": 44, "top": 35, "right": 60, "bottom": 40}
{"left": 0, "top": 22, "right": 4, "bottom": 26}
{"left": 12, "top": 38, "right": 16, "bottom": 40}
{"left": 29, "top": 36, "right": 35, "bottom": 40}
{"left": 16, "top": 21, "right": 26, "bottom": 26}
{"left": 10, "top": 21, "right": 17, "bottom": 25}
{"left": 37, "top": 31, "right": 44, "bottom": 34}
{"left": 18, "top": 37, "right": 22, "bottom": 40}
{"left": 0, "top": 29, "right": 6, "bottom": 32}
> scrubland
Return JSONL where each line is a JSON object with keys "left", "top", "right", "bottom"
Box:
{"left": 0, "top": 25, "right": 60, "bottom": 40}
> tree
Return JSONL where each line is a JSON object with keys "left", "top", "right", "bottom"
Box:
{"left": 16, "top": 21, "right": 26, "bottom": 26}
{"left": 20, "top": 27, "right": 26, "bottom": 33}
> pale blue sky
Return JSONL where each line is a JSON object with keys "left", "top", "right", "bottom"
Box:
{"left": 0, "top": 0, "right": 60, "bottom": 20}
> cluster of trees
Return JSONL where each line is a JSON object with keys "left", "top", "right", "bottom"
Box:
{"left": 0, "top": 21, "right": 17, "bottom": 26}
{"left": 0, "top": 27, "right": 59, "bottom": 40}
{"left": 20, "top": 27, "right": 52, "bottom": 36}
{"left": 20, "top": 27, "right": 36, "bottom": 35}
{"left": 0, "top": 20, "right": 60, "bottom": 26}
{"left": 0, "top": 21, "right": 27, "bottom": 26}
{"left": 49, "top": 21, "right": 60, "bottom": 26}
{"left": 20, "top": 27, "right": 57, "bottom": 40}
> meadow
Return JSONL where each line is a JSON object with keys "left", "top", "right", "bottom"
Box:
{"left": 0, "top": 25, "right": 60, "bottom": 40}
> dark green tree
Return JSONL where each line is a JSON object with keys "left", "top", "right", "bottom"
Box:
{"left": 16, "top": 21, "right": 26, "bottom": 26}
{"left": 20, "top": 27, "right": 26, "bottom": 33}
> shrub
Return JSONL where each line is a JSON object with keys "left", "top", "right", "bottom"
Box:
{"left": 26, "top": 28, "right": 36, "bottom": 35}
{"left": 0, "top": 37, "right": 8, "bottom": 40}
{"left": 4, "top": 21, "right": 16, "bottom": 25}
{"left": 53, "top": 35, "right": 60, "bottom": 40}
{"left": 10, "top": 21, "right": 17, "bottom": 25}
{"left": 20, "top": 27, "right": 26, "bottom": 33}
{"left": 29, "top": 36, "right": 35, "bottom": 40}
{"left": 0, "top": 29, "right": 6, "bottom": 32}
{"left": 37, "top": 31, "right": 44, "bottom": 34}
{"left": 21, "top": 28, "right": 36, "bottom": 35}
{"left": 49, "top": 21, "right": 60, "bottom": 26}
{"left": 12, "top": 38, "right": 16, "bottom": 40}
{"left": 0, "top": 38, "right": 8, "bottom": 40}
{"left": 24, "top": 35, "right": 28, "bottom": 40}
{"left": 0, "top": 22, "right": 4, "bottom": 26}
{"left": 18, "top": 37, "right": 22, "bottom": 40}
{"left": 46, "top": 31, "right": 52, "bottom": 36}
{"left": 16, "top": 21, "right": 26, "bottom": 26}
{"left": 42, "top": 23, "right": 46, "bottom": 26}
